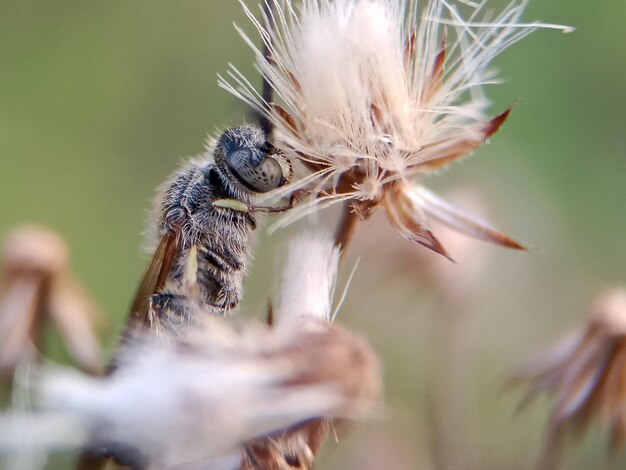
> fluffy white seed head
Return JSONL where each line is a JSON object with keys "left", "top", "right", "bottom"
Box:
{"left": 220, "top": 0, "right": 570, "bottom": 255}
{"left": 0, "top": 319, "right": 379, "bottom": 469}
{"left": 222, "top": 0, "right": 569, "bottom": 199}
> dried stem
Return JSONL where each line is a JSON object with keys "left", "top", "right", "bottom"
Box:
{"left": 247, "top": 205, "right": 363, "bottom": 468}
{"left": 242, "top": 222, "right": 366, "bottom": 469}
{"left": 1, "top": 226, "right": 103, "bottom": 379}
{"left": 334, "top": 202, "right": 360, "bottom": 259}
{"left": 430, "top": 301, "right": 470, "bottom": 470}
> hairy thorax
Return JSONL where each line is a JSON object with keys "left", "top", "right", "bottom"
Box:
{"left": 157, "top": 160, "right": 257, "bottom": 314}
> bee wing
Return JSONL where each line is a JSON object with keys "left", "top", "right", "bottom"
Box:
{"left": 128, "top": 231, "right": 178, "bottom": 327}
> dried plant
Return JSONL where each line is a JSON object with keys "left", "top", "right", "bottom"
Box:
{"left": 242, "top": 233, "right": 376, "bottom": 470}
{"left": 39, "top": 322, "right": 379, "bottom": 469}
{"left": 0, "top": 233, "right": 381, "bottom": 470}
{"left": 221, "top": 0, "right": 571, "bottom": 257}
{"left": 351, "top": 188, "right": 490, "bottom": 291}
{"left": 515, "top": 288, "right": 626, "bottom": 467}
{"left": 0, "top": 1, "right": 578, "bottom": 469}
{"left": 0, "top": 226, "right": 103, "bottom": 377}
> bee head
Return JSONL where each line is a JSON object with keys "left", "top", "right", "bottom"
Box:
{"left": 215, "top": 127, "right": 292, "bottom": 194}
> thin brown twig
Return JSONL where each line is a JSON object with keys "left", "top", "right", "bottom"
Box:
{"left": 334, "top": 202, "right": 360, "bottom": 259}
{"left": 430, "top": 301, "right": 470, "bottom": 470}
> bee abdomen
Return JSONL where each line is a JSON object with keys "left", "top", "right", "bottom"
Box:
{"left": 195, "top": 264, "right": 242, "bottom": 308}
{"left": 198, "top": 246, "right": 244, "bottom": 272}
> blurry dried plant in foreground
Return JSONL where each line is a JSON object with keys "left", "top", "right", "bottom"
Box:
{"left": 36, "top": 319, "right": 381, "bottom": 469}
{"left": 0, "top": 233, "right": 381, "bottom": 470}
{"left": 516, "top": 288, "right": 626, "bottom": 467}
{"left": 0, "top": 226, "right": 103, "bottom": 377}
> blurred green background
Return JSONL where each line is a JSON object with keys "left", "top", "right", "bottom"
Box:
{"left": 1, "top": 1, "right": 625, "bottom": 469}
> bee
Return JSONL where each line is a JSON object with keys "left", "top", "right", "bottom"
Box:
{"left": 126, "top": 126, "right": 292, "bottom": 334}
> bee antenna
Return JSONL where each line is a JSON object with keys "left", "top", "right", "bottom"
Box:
{"left": 260, "top": 0, "right": 275, "bottom": 141}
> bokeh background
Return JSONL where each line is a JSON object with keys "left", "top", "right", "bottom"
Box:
{"left": 1, "top": 1, "right": 625, "bottom": 469}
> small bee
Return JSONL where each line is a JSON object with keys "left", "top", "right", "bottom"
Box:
{"left": 127, "top": 126, "right": 292, "bottom": 333}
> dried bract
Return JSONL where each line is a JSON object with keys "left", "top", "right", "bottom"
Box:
{"left": 516, "top": 288, "right": 626, "bottom": 456}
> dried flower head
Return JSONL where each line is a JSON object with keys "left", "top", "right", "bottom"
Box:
{"left": 0, "top": 226, "right": 103, "bottom": 376}
{"left": 31, "top": 319, "right": 380, "bottom": 469}
{"left": 0, "top": 232, "right": 380, "bottom": 469}
{"left": 516, "top": 288, "right": 626, "bottom": 460}
{"left": 221, "top": 0, "right": 571, "bottom": 257}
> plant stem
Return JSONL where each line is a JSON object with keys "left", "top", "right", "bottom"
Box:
{"left": 334, "top": 202, "right": 360, "bottom": 258}
{"left": 430, "top": 301, "right": 470, "bottom": 470}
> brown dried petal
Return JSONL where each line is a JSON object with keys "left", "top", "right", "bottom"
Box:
{"left": 550, "top": 339, "right": 614, "bottom": 429}
{"left": 422, "top": 34, "right": 447, "bottom": 104}
{"left": 48, "top": 276, "right": 103, "bottom": 375}
{"left": 0, "top": 277, "right": 42, "bottom": 373}
{"left": 242, "top": 325, "right": 381, "bottom": 470}
{"left": 417, "top": 107, "right": 512, "bottom": 171}
{"left": 370, "top": 102, "right": 385, "bottom": 132}
{"left": 589, "top": 289, "right": 626, "bottom": 335}
{"left": 484, "top": 107, "right": 513, "bottom": 140}
{"left": 403, "top": 29, "right": 416, "bottom": 76}
{"left": 0, "top": 226, "right": 104, "bottom": 376}
{"left": 270, "top": 102, "right": 300, "bottom": 138}
{"left": 514, "top": 332, "right": 586, "bottom": 410}
{"left": 283, "top": 67, "right": 303, "bottom": 95}
{"left": 2, "top": 225, "right": 69, "bottom": 276}
{"left": 383, "top": 185, "right": 452, "bottom": 260}
{"left": 414, "top": 186, "right": 525, "bottom": 250}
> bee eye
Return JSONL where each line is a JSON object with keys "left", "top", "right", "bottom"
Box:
{"left": 225, "top": 146, "right": 285, "bottom": 193}
{"left": 259, "top": 141, "right": 275, "bottom": 154}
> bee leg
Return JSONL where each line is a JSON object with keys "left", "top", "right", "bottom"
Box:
{"left": 80, "top": 441, "right": 149, "bottom": 470}
{"left": 149, "top": 292, "right": 189, "bottom": 330}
